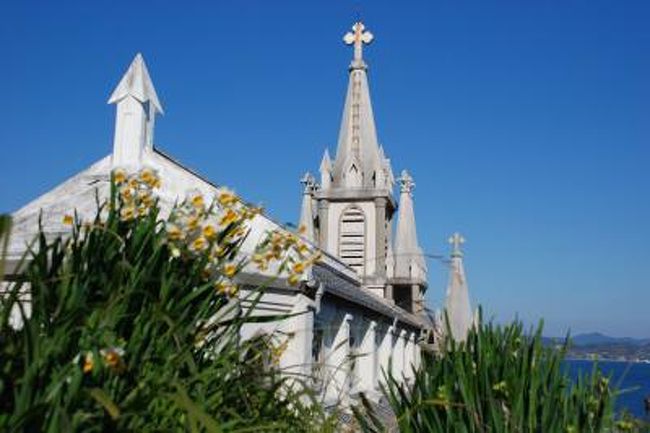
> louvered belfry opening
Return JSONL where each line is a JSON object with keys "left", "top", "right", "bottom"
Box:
{"left": 339, "top": 206, "right": 366, "bottom": 275}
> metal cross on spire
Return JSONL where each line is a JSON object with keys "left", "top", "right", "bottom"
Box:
{"left": 449, "top": 232, "right": 466, "bottom": 258}
{"left": 343, "top": 21, "right": 374, "bottom": 66}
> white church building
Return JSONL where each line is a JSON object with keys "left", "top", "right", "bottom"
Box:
{"left": 4, "top": 22, "right": 473, "bottom": 406}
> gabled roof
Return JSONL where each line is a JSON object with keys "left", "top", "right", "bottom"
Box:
{"left": 313, "top": 262, "right": 426, "bottom": 329}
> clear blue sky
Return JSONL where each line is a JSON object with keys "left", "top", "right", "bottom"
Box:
{"left": 1, "top": 1, "right": 649, "bottom": 338}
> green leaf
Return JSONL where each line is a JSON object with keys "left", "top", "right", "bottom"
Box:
{"left": 88, "top": 387, "right": 120, "bottom": 420}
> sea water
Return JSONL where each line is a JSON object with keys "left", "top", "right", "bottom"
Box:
{"left": 564, "top": 360, "right": 650, "bottom": 419}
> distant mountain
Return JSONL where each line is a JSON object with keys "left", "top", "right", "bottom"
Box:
{"left": 545, "top": 332, "right": 650, "bottom": 347}
{"left": 542, "top": 333, "right": 650, "bottom": 362}
{"left": 571, "top": 333, "right": 650, "bottom": 347}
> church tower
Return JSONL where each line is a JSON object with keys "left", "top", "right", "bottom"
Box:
{"left": 308, "top": 21, "right": 395, "bottom": 297}
{"left": 300, "top": 21, "right": 428, "bottom": 309}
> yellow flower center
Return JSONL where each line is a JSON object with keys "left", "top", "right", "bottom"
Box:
{"left": 223, "top": 263, "right": 237, "bottom": 278}
{"left": 120, "top": 206, "right": 135, "bottom": 221}
{"left": 167, "top": 224, "right": 183, "bottom": 241}
{"left": 191, "top": 194, "right": 204, "bottom": 208}
{"left": 113, "top": 169, "right": 127, "bottom": 184}
{"left": 217, "top": 190, "right": 238, "bottom": 207}
{"left": 83, "top": 352, "right": 94, "bottom": 373}
{"left": 292, "top": 262, "right": 305, "bottom": 274}
{"left": 219, "top": 209, "right": 239, "bottom": 226}
{"left": 104, "top": 351, "right": 120, "bottom": 367}
{"left": 202, "top": 224, "right": 216, "bottom": 239}
{"left": 191, "top": 237, "right": 207, "bottom": 251}
{"left": 187, "top": 216, "right": 200, "bottom": 231}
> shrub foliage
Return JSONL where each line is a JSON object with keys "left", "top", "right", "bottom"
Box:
{"left": 355, "top": 314, "right": 636, "bottom": 433}
{"left": 0, "top": 172, "right": 332, "bottom": 432}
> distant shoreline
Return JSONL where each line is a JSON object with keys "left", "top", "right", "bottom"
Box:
{"left": 565, "top": 358, "right": 650, "bottom": 365}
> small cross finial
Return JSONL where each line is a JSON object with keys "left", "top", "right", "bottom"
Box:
{"left": 300, "top": 172, "right": 316, "bottom": 194}
{"left": 449, "top": 232, "right": 465, "bottom": 258}
{"left": 343, "top": 21, "right": 374, "bottom": 66}
{"left": 398, "top": 170, "right": 415, "bottom": 194}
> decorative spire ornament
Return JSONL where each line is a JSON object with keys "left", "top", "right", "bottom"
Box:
{"left": 343, "top": 21, "right": 374, "bottom": 68}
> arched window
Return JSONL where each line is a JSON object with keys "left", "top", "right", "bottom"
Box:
{"left": 339, "top": 206, "right": 366, "bottom": 274}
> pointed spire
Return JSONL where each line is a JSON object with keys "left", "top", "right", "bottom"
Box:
{"left": 393, "top": 170, "right": 426, "bottom": 279}
{"left": 331, "top": 21, "right": 385, "bottom": 189}
{"left": 108, "top": 53, "right": 163, "bottom": 113}
{"left": 108, "top": 53, "right": 162, "bottom": 168}
{"left": 444, "top": 232, "right": 473, "bottom": 342}
{"left": 319, "top": 149, "right": 332, "bottom": 190}
{"left": 298, "top": 172, "right": 316, "bottom": 242}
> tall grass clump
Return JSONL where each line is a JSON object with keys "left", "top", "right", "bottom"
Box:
{"left": 0, "top": 168, "right": 333, "bottom": 432}
{"left": 355, "top": 312, "right": 641, "bottom": 433}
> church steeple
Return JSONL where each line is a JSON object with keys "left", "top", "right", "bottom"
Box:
{"left": 331, "top": 22, "right": 391, "bottom": 190}
{"left": 108, "top": 53, "right": 163, "bottom": 168}
{"left": 308, "top": 21, "right": 403, "bottom": 300}
{"left": 393, "top": 170, "right": 426, "bottom": 280}
{"left": 444, "top": 232, "right": 473, "bottom": 341}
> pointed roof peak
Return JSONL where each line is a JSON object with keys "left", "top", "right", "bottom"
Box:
{"left": 300, "top": 171, "right": 316, "bottom": 193}
{"left": 108, "top": 53, "right": 163, "bottom": 114}
{"left": 320, "top": 149, "right": 332, "bottom": 171}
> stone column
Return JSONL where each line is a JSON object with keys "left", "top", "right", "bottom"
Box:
{"left": 377, "top": 323, "right": 394, "bottom": 386}
{"left": 385, "top": 284, "right": 394, "bottom": 303}
{"left": 324, "top": 313, "right": 353, "bottom": 405}
{"left": 356, "top": 320, "right": 378, "bottom": 395}
{"left": 374, "top": 197, "right": 387, "bottom": 278}
{"left": 411, "top": 284, "right": 420, "bottom": 314}
{"left": 318, "top": 199, "right": 329, "bottom": 252}
{"left": 392, "top": 329, "right": 406, "bottom": 382}
{"left": 403, "top": 332, "right": 416, "bottom": 383}
{"left": 413, "top": 331, "right": 422, "bottom": 372}
{"left": 279, "top": 293, "right": 314, "bottom": 381}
